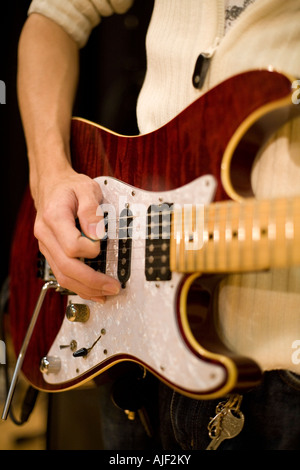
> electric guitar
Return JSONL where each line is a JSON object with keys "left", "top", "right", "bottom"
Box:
{"left": 9, "top": 70, "right": 300, "bottom": 400}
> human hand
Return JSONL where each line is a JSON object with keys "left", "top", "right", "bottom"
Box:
{"left": 33, "top": 168, "right": 120, "bottom": 302}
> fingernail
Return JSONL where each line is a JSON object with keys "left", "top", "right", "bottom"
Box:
{"left": 86, "top": 223, "right": 99, "bottom": 240}
{"left": 90, "top": 297, "right": 106, "bottom": 304}
{"left": 95, "top": 219, "right": 106, "bottom": 240}
{"left": 102, "top": 284, "right": 120, "bottom": 295}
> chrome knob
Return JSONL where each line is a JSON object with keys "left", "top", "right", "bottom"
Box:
{"left": 40, "top": 356, "right": 61, "bottom": 374}
{"left": 66, "top": 303, "right": 90, "bottom": 322}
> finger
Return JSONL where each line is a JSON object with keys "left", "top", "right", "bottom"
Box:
{"left": 37, "top": 205, "right": 101, "bottom": 260}
{"left": 39, "top": 239, "right": 120, "bottom": 298}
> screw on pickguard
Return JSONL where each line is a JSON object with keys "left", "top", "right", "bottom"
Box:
{"left": 59, "top": 340, "right": 77, "bottom": 351}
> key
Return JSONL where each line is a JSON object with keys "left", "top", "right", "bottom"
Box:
{"left": 206, "top": 409, "right": 244, "bottom": 450}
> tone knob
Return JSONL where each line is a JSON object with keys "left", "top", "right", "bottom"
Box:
{"left": 40, "top": 356, "right": 61, "bottom": 374}
{"left": 66, "top": 303, "right": 90, "bottom": 322}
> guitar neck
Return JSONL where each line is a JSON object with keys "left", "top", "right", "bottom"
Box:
{"left": 170, "top": 196, "right": 300, "bottom": 273}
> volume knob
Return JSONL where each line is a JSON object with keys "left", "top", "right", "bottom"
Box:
{"left": 66, "top": 303, "right": 90, "bottom": 322}
{"left": 40, "top": 356, "right": 61, "bottom": 374}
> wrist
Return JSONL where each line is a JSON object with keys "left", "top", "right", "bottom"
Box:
{"left": 28, "top": 146, "right": 74, "bottom": 205}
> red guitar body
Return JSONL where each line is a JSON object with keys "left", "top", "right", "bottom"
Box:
{"left": 8, "top": 70, "right": 299, "bottom": 395}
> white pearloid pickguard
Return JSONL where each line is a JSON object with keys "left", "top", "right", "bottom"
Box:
{"left": 42, "top": 175, "right": 229, "bottom": 394}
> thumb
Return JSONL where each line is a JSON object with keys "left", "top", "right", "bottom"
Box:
{"left": 86, "top": 206, "right": 106, "bottom": 240}
{"left": 76, "top": 182, "right": 106, "bottom": 240}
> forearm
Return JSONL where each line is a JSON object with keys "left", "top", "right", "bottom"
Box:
{"left": 16, "top": 13, "right": 119, "bottom": 299}
{"left": 17, "top": 13, "right": 80, "bottom": 202}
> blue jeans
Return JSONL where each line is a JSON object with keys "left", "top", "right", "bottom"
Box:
{"left": 98, "top": 370, "right": 300, "bottom": 450}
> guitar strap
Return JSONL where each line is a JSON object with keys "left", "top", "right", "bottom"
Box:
{"left": 193, "top": 0, "right": 257, "bottom": 90}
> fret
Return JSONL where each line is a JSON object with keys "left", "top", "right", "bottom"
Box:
{"left": 183, "top": 204, "right": 204, "bottom": 272}
{"left": 271, "top": 198, "right": 291, "bottom": 268}
{"left": 170, "top": 196, "right": 300, "bottom": 274}
{"left": 253, "top": 198, "right": 270, "bottom": 270}
{"left": 285, "top": 198, "right": 294, "bottom": 267}
{"left": 213, "top": 202, "right": 226, "bottom": 271}
{"left": 273, "top": 198, "right": 286, "bottom": 268}
{"left": 213, "top": 203, "right": 221, "bottom": 271}
{"left": 294, "top": 198, "right": 300, "bottom": 263}
{"left": 183, "top": 204, "right": 194, "bottom": 272}
{"left": 226, "top": 200, "right": 241, "bottom": 272}
{"left": 289, "top": 198, "right": 298, "bottom": 264}
{"left": 171, "top": 205, "right": 182, "bottom": 273}
{"left": 242, "top": 198, "right": 256, "bottom": 271}
{"left": 205, "top": 202, "right": 217, "bottom": 271}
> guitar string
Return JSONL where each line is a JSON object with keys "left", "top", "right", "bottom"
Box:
{"left": 92, "top": 208, "right": 296, "bottom": 242}
{"left": 84, "top": 234, "right": 296, "bottom": 272}
{"left": 85, "top": 241, "right": 293, "bottom": 263}
{"left": 93, "top": 199, "right": 298, "bottom": 229}
{"left": 98, "top": 199, "right": 297, "bottom": 219}
{"left": 87, "top": 209, "right": 296, "bottom": 249}
{"left": 85, "top": 230, "right": 295, "bottom": 265}
{"left": 80, "top": 199, "right": 298, "bottom": 268}
{"left": 85, "top": 240, "right": 297, "bottom": 275}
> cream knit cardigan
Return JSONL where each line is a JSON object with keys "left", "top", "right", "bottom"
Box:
{"left": 27, "top": 0, "right": 300, "bottom": 373}
{"left": 28, "top": 0, "right": 300, "bottom": 134}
